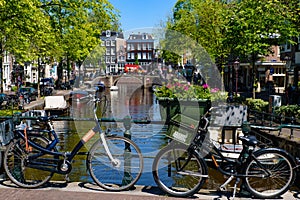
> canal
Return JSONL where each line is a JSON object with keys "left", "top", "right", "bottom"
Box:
{"left": 52, "top": 84, "right": 237, "bottom": 189}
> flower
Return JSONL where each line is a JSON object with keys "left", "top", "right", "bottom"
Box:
{"left": 210, "top": 87, "right": 227, "bottom": 102}
{"left": 154, "top": 82, "right": 211, "bottom": 100}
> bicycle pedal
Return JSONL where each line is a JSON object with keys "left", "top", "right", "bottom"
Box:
{"left": 218, "top": 186, "right": 227, "bottom": 191}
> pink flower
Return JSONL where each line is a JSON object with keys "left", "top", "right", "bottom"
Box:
{"left": 211, "top": 88, "right": 220, "bottom": 93}
{"left": 202, "top": 84, "right": 209, "bottom": 89}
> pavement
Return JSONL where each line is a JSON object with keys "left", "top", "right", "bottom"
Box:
{"left": 0, "top": 180, "right": 299, "bottom": 200}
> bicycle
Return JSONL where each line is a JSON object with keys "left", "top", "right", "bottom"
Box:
{"left": 152, "top": 107, "right": 296, "bottom": 198}
{"left": 3, "top": 94, "right": 144, "bottom": 191}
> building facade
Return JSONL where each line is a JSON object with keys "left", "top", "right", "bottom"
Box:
{"left": 100, "top": 30, "right": 126, "bottom": 74}
{"left": 280, "top": 36, "right": 300, "bottom": 90}
{"left": 126, "top": 32, "right": 155, "bottom": 67}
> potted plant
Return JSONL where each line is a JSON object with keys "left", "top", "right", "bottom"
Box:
{"left": 154, "top": 81, "right": 212, "bottom": 122}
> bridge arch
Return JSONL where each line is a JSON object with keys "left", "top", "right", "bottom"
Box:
{"left": 112, "top": 76, "right": 143, "bottom": 86}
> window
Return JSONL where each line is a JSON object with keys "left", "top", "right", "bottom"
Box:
{"left": 111, "top": 48, "right": 115, "bottom": 55}
{"left": 137, "top": 44, "right": 141, "bottom": 50}
{"left": 111, "top": 40, "right": 116, "bottom": 46}
{"left": 143, "top": 52, "right": 146, "bottom": 59}
{"left": 147, "top": 43, "right": 152, "bottom": 50}
{"left": 111, "top": 56, "right": 116, "bottom": 63}
{"left": 142, "top": 44, "right": 146, "bottom": 50}
{"left": 148, "top": 53, "right": 152, "bottom": 59}
{"left": 106, "top": 40, "right": 110, "bottom": 46}
{"left": 106, "top": 48, "right": 110, "bottom": 55}
{"left": 138, "top": 53, "right": 141, "bottom": 59}
{"left": 106, "top": 56, "right": 110, "bottom": 63}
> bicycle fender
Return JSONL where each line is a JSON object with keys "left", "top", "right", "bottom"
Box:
{"left": 253, "top": 147, "right": 297, "bottom": 167}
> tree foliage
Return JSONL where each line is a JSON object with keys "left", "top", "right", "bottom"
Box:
{"left": 0, "top": 0, "right": 120, "bottom": 90}
{"left": 165, "top": 0, "right": 300, "bottom": 66}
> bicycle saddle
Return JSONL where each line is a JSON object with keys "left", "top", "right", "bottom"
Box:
{"left": 38, "top": 115, "right": 58, "bottom": 122}
{"left": 238, "top": 135, "right": 258, "bottom": 146}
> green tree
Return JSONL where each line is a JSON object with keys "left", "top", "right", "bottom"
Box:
{"left": 0, "top": 0, "right": 51, "bottom": 92}
{"left": 224, "top": 0, "right": 299, "bottom": 98}
{"left": 163, "top": 0, "right": 230, "bottom": 66}
{"left": 41, "top": 0, "right": 119, "bottom": 88}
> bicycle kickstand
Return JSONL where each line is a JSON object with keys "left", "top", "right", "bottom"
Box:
{"left": 219, "top": 176, "right": 240, "bottom": 200}
{"left": 219, "top": 175, "right": 234, "bottom": 191}
{"left": 232, "top": 178, "right": 240, "bottom": 199}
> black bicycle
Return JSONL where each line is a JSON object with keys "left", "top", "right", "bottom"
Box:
{"left": 152, "top": 107, "right": 296, "bottom": 198}
{"left": 3, "top": 95, "right": 144, "bottom": 190}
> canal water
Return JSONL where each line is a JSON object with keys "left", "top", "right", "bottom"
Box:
{"left": 52, "top": 84, "right": 227, "bottom": 189}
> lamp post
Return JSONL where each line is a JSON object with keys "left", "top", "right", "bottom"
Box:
{"left": 234, "top": 59, "right": 240, "bottom": 97}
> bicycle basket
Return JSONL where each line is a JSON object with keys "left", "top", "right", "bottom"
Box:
{"left": 166, "top": 114, "right": 199, "bottom": 145}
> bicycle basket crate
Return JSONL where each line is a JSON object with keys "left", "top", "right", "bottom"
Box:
{"left": 166, "top": 114, "right": 199, "bottom": 145}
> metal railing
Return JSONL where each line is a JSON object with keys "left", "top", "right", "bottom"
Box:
{"left": 248, "top": 109, "right": 300, "bottom": 139}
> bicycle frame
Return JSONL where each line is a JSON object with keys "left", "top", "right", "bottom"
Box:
{"left": 13, "top": 95, "right": 118, "bottom": 174}
{"left": 204, "top": 141, "right": 272, "bottom": 179}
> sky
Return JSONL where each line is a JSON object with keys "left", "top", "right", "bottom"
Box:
{"left": 108, "top": 0, "right": 178, "bottom": 33}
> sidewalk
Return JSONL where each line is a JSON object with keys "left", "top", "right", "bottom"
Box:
{"left": 0, "top": 181, "right": 299, "bottom": 200}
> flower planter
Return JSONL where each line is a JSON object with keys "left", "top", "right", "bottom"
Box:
{"left": 156, "top": 97, "right": 211, "bottom": 122}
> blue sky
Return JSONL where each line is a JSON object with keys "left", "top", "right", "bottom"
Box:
{"left": 108, "top": 0, "right": 178, "bottom": 32}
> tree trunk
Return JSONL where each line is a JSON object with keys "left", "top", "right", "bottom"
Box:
{"left": 0, "top": 42, "right": 3, "bottom": 93}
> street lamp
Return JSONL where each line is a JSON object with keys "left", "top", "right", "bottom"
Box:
{"left": 285, "top": 56, "right": 293, "bottom": 86}
{"left": 234, "top": 59, "right": 240, "bottom": 96}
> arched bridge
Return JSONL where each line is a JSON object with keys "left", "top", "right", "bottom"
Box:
{"left": 85, "top": 74, "right": 162, "bottom": 88}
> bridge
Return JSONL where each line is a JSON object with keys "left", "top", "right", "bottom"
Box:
{"left": 84, "top": 74, "right": 162, "bottom": 88}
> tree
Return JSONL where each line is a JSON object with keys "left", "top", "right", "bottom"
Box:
{"left": 224, "top": 0, "right": 299, "bottom": 97}
{"left": 0, "top": 0, "right": 51, "bottom": 92}
{"left": 41, "top": 0, "right": 119, "bottom": 88}
{"left": 162, "top": 0, "right": 230, "bottom": 67}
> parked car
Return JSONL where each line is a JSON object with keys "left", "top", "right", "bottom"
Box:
{"left": 18, "top": 87, "right": 38, "bottom": 101}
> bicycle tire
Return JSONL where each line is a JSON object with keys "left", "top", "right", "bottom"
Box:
{"left": 244, "top": 148, "right": 295, "bottom": 198}
{"left": 87, "top": 135, "right": 143, "bottom": 191}
{"left": 4, "top": 135, "right": 56, "bottom": 188}
{"left": 152, "top": 144, "right": 208, "bottom": 197}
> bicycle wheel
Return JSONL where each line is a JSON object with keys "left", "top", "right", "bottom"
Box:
{"left": 152, "top": 144, "right": 208, "bottom": 197}
{"left": 244, "top": 148, "right": 295, "bottom": 198}
{"left": 4, "top": 135, "right": 56, "bottom": 188}
{"left": 87, "top": 135, "right": 143, "bottom": 191}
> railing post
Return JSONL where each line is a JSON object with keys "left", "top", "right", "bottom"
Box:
{"left": 122, "top": 115, "right": 133, "bottom": 186}
{"left": 290, "top": 117, "right": 295, "bottom": 139}
{"left": 123, "top": 115, "right": 132, "bottom": 150}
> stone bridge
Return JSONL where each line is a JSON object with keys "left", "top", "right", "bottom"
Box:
{"left": 85, "top": 74, "right": 162, "bottom": 88}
